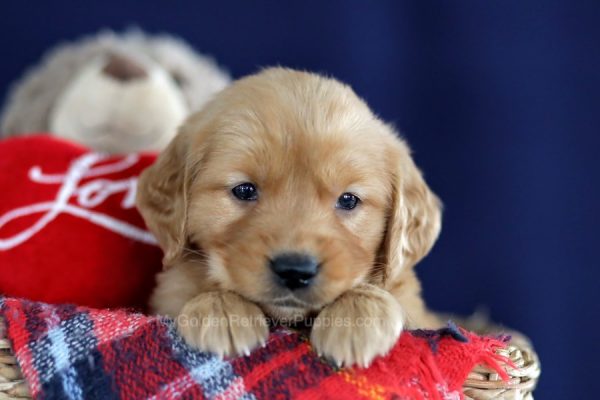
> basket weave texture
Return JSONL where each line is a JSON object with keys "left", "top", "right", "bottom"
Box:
{"left": 0, "top": 316, "right": 540, "bottom": 400}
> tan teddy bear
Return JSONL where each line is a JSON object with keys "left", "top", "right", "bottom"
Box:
{"left": 0, "top": 29, "right": 230, "bottom": 153}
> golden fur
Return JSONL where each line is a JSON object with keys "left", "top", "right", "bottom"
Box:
{"left": 136, "top": 67, "right": 442, "bottom": 367}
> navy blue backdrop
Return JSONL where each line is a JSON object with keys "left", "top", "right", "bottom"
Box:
{"left": 1, "top": 1, "right": 598, "bottom": 398}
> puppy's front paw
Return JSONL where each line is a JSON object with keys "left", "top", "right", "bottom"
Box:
{"left": 310, "top": 284, "right": 403, "bottom": 368}
{"left": 177, "top": 291, "right": 269, "bottom": 357}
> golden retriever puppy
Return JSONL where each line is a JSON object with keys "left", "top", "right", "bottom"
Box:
{"left": 136, "top": 67, "right": 442, "bottom": 367}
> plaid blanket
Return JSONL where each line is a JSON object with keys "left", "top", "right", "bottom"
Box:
{"left": 0, "top": 298, "right": 510, "bottom": 400}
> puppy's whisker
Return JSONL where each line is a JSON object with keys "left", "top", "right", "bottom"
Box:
{"left": 370, "top": 261, "right": 388, "bottom": 273}
{"left": 183, "top": 246, "right": 206, "bottom": 258}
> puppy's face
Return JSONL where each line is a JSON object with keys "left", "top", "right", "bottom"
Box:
{"left": 138, "top": 68, "right": 441, "bottom": 320}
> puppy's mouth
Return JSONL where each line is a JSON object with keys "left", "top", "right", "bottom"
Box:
{"left": 268, "top": 296, "right": 313, "bottom": 309}
{"left": 259, "top": 294, "right": 322, "bottom": 322}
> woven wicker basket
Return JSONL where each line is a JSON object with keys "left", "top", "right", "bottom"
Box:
{"left": 0, "top": 316, "right": 540, "bottom": 399}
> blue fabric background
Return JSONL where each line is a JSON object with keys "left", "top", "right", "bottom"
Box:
{"left": 1, "top": 1, "right": 598, "bottom": 397}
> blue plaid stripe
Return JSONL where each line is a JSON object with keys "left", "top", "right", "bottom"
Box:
{"left": 165, "top": 321, "right": 255, "bottom": 399}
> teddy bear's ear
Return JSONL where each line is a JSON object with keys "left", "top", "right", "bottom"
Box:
{"left": 136, "top": 128, "right": 193, "bottom": 268}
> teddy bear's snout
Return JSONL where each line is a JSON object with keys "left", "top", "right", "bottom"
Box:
{"left": 102, "top": 54, "right": 147, "bottom": 82}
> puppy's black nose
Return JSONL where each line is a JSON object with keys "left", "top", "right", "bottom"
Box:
{"left": 269, "top": 252, "right": 319, "bottom": 290}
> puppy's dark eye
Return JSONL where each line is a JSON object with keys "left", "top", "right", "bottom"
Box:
{"left": 336, "top": 192, "right": 360, "bottom": 210}
{"left": 232, "top": 182, "right": 258, "bottom": 201}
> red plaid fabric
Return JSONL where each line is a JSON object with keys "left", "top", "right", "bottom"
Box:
{"left": 0, "top": 298, "right": 510, "bottom": 400}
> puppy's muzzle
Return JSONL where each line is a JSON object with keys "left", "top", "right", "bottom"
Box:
{"left": 269, "top": 252, "right": 319, "bottom": 290}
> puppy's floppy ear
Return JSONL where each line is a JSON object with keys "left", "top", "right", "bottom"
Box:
{"left": 379, "top": 139, "right": 442, "bottom": 282}
{"left": 136, "top": 129, "right": 193, "bottom": 268}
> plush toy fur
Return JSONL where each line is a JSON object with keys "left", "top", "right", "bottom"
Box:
{"left": 0, "top": 29, "right": 230, "bottom": 153}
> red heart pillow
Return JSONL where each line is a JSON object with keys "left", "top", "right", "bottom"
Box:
{"left": 0, "top": 135, "right": 162, "bottom": 310}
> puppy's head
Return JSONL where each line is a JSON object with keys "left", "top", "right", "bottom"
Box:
{"left": 137, "top": 68, "right": 441, "bottom": 320}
